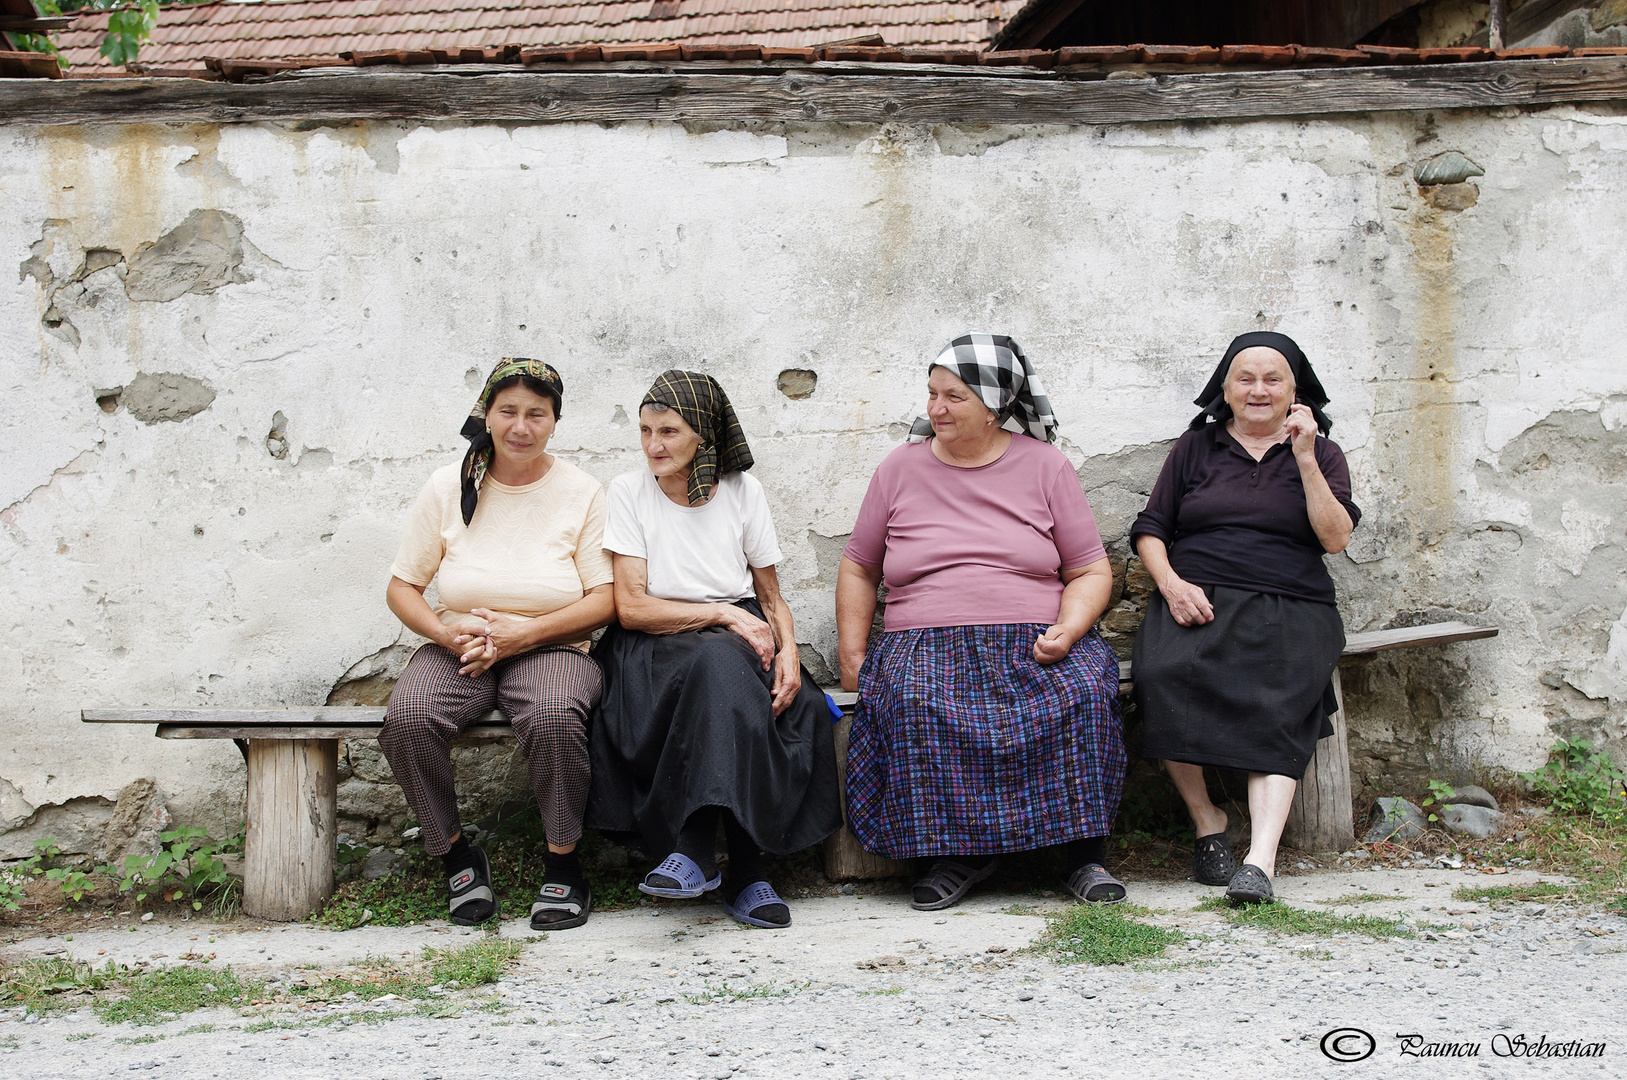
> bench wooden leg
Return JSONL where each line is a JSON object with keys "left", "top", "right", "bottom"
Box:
{"left": 243, "top": 738, "right": 337, "bottom": 921}
{"left": 1283, "top": 668, "right": 1356, "bottom": 853}
{"left": 822, "top": 715, "right": 913, "bottom": 881}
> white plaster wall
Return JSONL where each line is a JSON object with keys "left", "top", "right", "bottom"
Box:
{"left": 2, "top": 106, "right": 1625, "bottom": 852}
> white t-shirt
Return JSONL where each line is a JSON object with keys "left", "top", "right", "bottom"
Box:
{"left": 603, "top": 470, "right": 783, "bottom": 603}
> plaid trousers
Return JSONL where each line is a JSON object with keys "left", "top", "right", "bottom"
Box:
{"left": 379, "top": 643, "right": 602, "bottom": 855}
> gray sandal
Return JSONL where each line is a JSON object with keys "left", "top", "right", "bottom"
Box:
{"left": 910, "top": 857, "right": 999, "bottom": 911}
{"left": 1064, "top": 863, "right": 1127, "bottom": 904}
{"left": 448, "top": 845, "right": 498, "bottom": 926}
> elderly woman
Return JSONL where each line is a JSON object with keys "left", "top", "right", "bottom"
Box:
{"left": 587, "top": 371, "right": 841, "bottom": 928}
{"left": 381, "top": 359, "right": 614, "bottom": 930}
{"left": 1130, "top": 331, "right": 1360, "bottom": 904}
{"left": 836, "top": 334, "right": 1127, "bottom": 910}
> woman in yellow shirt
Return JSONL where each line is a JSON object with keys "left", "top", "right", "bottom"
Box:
{"left": 381, "top": 359, "right": 614, "bottom": 930}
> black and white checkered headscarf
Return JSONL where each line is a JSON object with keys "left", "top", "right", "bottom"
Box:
{"left": 907, "top": 333, "right": 1059, "bottom": 444}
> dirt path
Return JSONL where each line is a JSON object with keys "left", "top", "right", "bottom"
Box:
{"left": 2, "top": 868, "right": 1622, "bottom": 1079}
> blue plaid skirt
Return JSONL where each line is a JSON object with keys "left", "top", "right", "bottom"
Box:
{"left": 846, "top": 623, "right": 1127, "bottom": 860}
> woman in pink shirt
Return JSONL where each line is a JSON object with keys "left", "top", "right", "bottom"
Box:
{"left": 835, "top": 335, "right": 1128, "bottom": 910}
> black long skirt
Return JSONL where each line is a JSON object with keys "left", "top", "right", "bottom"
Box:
{"left": 586, "top": 600, "right": 842, "bottom": 858}
{"left": 1133, "top": 585, "right": 1343, "bottom": 779}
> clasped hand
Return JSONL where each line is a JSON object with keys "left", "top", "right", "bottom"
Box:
{"left": 448, "top": 609, "right": 536, "bottom": 677}
{"left": 721, "top": 606, "right": 801, "bottom": 716}
{"left": 1032, "top": 625, "right": 1077, "bottom": 665}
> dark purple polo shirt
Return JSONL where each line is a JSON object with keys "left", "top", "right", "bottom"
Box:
{"left": 1129, "top": 424, "right": 1361, "bottom": 605}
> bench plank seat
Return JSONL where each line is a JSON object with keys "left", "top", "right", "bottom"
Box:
{"left": 81, "top": 621, "right": 1499, "bottom": 909}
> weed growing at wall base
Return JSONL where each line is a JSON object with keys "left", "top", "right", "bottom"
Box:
{"left": 1520, "top": 739, "right": 1627, "bottom": 823}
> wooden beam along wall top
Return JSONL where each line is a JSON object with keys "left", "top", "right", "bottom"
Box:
{"left": 2, "top": 56, "right": 1625, "bottom": 126}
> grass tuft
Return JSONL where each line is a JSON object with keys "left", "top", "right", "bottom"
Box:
{"left": 426, "top": 938, "right": 523, "bottom": 987}
{"left": 1195, "top": 895, "right": 1413, "bottom": 938}
{"left": 1451, "top": 881, "right": 1573, "bottom": 905}
{"left": 1039, "top": 903, "right": 1183, "bottom": 965}
{"left": 1314, "top": 893, "right": 1393, "bottom": 906}
{"left": 96, "top": 965, "right": 253, "bottom": 1026}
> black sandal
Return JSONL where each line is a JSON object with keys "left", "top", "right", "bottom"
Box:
{"left": 447, "top": 845, "right": 498, "bottom": 926}
{"left": 530, "top": 881, "right": 591, "bottom": 931}
{"left": 1064, "top": 863, "right": 1127, "bottom": 904}
{"left": 1225, "top": 864, "right": 1274, "bottom": 905}
{"left": 910, "top": 857, "right": 998, "bottom": 911}
{"left": 1194, "top": 831, "right": 1237, "bottom": 887}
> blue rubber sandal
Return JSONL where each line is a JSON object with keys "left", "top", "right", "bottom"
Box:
{"left": 638, "top": 852, "right": 722, "bottom": 899}
{"left": 722, "top": 880, "right": 790, "bottom": 928}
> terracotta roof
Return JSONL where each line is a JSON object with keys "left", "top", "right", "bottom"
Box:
{"left": 55, "top": 0, "right": 1024, "bottom": 71}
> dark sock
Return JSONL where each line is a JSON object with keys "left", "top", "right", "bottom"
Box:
{"left": 441, "top": 834, "right": 473, "bottom": 876}
{"left": 1064, "top": 836, "right": 1107, "bottom": 870}
{"left": 544, "top": 849, "right": 585, "bottom": 891}
{"left": 647, "top": 807, "right": 720, "bottom": 889}
{"left": 721, "top": 813, "right": 786, "bottom": 926}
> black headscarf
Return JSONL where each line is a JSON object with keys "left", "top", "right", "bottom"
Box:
{"left": 1189, "top": 331, "right": 1332, "bottom": 434}
{"left": 458, "top": 357, "right": 565, "bottom": 526}
{"left": 641, "top": 370, "right": 754, "bottom": 505}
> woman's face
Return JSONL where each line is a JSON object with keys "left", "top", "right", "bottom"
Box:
{"left": 1223, "top": 347, "right": 1296, "bottom": 431}
{"left": 925, "top": 366, "right": 996, "bottom": 444}
{"left": 639, "top": 405, "right": 703, "bottom": 479}
{"left": 486, "top": 383, "right": 557, "bottom": 468}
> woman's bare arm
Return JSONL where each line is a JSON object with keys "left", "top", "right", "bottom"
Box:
{"left": 1286, "top": 406, "right": 1354, "bottom": 554}
{"left": 1134, "top": 534, "right": 1215, "bottom": 627}
{"left": 835, "top": 556, "right": 883, "bottom": 692}
{"left": 1032, "top": 557, "right": 1114, "bottom": 665}
{"left": 612, "top": 554, "right": 777, "bottom": 667}
{"left": 750, "top": 564, "right": 802, "bottom": 715}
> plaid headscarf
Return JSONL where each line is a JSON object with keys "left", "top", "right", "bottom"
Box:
{"left": 907, "top": 333, "right": 1059, "bottom": 444}
{"left": 458, "top": 357, "right": 564, "bottom": 526}
{"left": 640, "top": 370, "right": 754, "bottom": 505}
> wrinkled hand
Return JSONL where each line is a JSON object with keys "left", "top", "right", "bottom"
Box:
{"left": 470, "top": 609, "right": 536, "bottom": 663}
{"left": 1162, "top": 577, "right": 1215, "bottom": 627}
{"left": 1285, "top": 403, "right": 1319, "bottom": 460}
{"left": 771, "top": 647, "right": 802, "bottom": 715}
{"left": 442, "top": 614, "right": 492, "bottom": 677}
{"left": 838, "top": 649, "right": 865, "bottom": 694}
{"left": 722, "top": 606, "right": 776, "bottom": 670}
{"left": 1032, "top": 625, "right": 1077, "bottom": 666}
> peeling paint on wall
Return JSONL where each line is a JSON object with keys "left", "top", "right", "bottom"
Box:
{"left": 3, "top": 108, "right": 1626, "bottom": 856}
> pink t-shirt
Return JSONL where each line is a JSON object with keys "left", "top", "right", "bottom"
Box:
{"left": 843, "top": 436, "right": 1108, "bottom": 632}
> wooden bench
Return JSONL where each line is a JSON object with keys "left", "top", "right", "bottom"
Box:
{"left": 83, "top": 620, "right": 1496, "bottom": 916}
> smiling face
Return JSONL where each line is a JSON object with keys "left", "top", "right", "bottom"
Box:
{"left": 1223, "top": 347, "right": 1296, "bottom": 434}
{"left": 639, "top": 404, "right": 704, "bottom": 480}
{"left": 925, "top": 365, "right": 997, "bottom": 446}
{"left": 486, "top": 383, "right": 557, "bottom": 470}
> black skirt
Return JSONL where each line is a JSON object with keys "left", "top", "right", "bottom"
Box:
{"left": 1133, "top": 585, "right": 1343, "bottom": 779}
{"left": 586, "top": 599, "right": 842, "bottom": 857}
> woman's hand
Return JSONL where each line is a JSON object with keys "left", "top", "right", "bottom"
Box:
{"left": 721, "top": 605, "right": 777, "bottom": 671}
{"left": 1033, "top": 624, "right": 1078, "bottom": 666}
{"left": 442, "top": 614, "right": 493, "bottom": 676}
{"left": 469, "top": 609, "right": 537, "bottom": 662}
{"left": 1285, "top": 402, "right": 1319, "bottom": 460}
{"left": 770, "top": 644, "right": 802, "bottom": 715}
{"left": 1161, "top": 576, "right": 1215, "bottom": 627}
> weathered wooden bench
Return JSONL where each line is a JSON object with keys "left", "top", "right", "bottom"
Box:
{"left": 83, "top": 620, "right": 1495, "bottom": 917}
{"left": 819, "top": 619, "right": 1500, "bottom": 879}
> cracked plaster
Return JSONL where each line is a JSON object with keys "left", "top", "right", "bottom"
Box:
{"left": 2, "top": 108, "right": 1626, "bottom": 855}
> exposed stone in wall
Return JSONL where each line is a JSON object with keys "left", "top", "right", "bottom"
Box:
{"left": 101, "top": 778, "right": 173, "bottom": 867}
{"left": 0, "top": 797, "right": 114, "bottom": 861}
{"left": 776, "top": 369, "right": 818, "bottom": 399}
{"left": 121, "top": 372, "right": 217, "bottom": 424}
{"left": 327, "top": 643, "right": 418, "bottom": 706}
{"left": 123, "top": 209, "right": 249, "bottom": 303}
{"left": 1078, "top": 439, "right": 1172, "bottom": 657}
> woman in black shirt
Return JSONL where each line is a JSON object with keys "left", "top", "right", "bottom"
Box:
{"left": 1130, "top": 331, "right": 1360, "bottom": 904}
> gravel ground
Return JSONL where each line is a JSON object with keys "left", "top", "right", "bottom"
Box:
{"left": 2, "top": 867, "right": 1622, "bottom": 1079}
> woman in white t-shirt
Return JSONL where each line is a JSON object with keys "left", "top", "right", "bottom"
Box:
{"left": 382, "top": 359, "right": 613, "bottom": 932}
{"left": 587, "top": 371, "right": 841, "bottom": 929}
